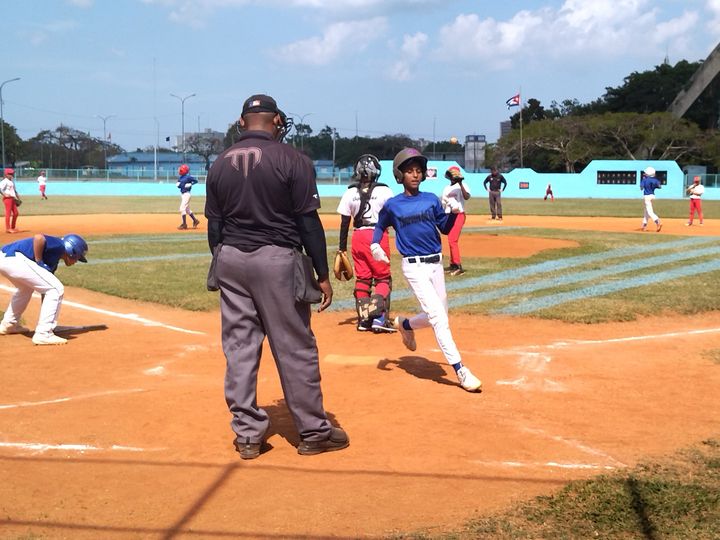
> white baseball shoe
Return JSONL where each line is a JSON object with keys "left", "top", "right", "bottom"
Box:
{"left": 394, "top": 316, "right": 416, "bottom": 351}
{"left": 0, "top": 321, "right": 30, "bottom": 335}
{"left": 457, "top": 366, "right": 482, "bottom": 392}
{"left": 32, "top": 333, "right": 68, "bottom": 346}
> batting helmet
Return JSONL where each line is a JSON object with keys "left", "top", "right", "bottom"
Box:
{"left": 392, "top": 148, "right": 427, "bottom": 184}
{"left": 644, "top": 166, "right": 656, "bottom": 177}
{"left": 178, "top": 164, "right": 190, "bottom": 176}
{"left": 63, "top": 234, "right": 88, "bottom": 263}
{"left": 352, "top": 154, "right": 382, "bottom": 183}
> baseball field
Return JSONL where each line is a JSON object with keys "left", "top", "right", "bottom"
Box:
{"left": 1, "top": 199, "right": 719, "bottom": 538}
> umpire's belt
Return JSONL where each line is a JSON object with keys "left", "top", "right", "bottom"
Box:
{"left": 404, "top": 254, "right": 441, "bottom": 264}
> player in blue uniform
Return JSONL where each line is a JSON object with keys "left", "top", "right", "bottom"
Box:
{"left": 640, "top": 166, "right": 662, "bottom": 232}
{"left": 0, "top": 233, "right": 88, "bottom": 345}
{"left": 177, "top": 164, "right": 200, "bottom": 230}
{"left": 370, "top": 148, "right": 482, "bottom": 393}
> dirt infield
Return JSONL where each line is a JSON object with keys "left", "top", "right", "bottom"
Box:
{"left": 1, "top": 215, "right": 720, "bottom": 539}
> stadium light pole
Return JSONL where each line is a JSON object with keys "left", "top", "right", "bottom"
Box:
{"left": 1, "top": 77, "right": 21, "bottom": 168}
{"left": 170, "top": 93, "right": 196, "bottom": 163}
{"left": 95, "top": 114, "right": 115, "bottom": 172}
{"left": 289, "top": 112, "right": 313, "bottom": 151}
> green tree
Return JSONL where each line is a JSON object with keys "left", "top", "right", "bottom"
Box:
{"left": 1, "top": 119, "right": 23, "bottom": 167}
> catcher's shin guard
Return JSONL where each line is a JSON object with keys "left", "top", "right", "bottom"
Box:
{"left": 354, "top": 278, "right": 374, "bottom": 328}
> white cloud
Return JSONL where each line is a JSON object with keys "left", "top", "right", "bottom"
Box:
{"left": 386, "top": 32, "right": 427, "bottom": 80}
{"left": 272, "top": 17, "right": 387, "bottom": 66}
{"left": 67, "top": 0, "right": 94, "bottom": 7}
{"left": 708, "top": 0, "right": 720, "bottom": 29}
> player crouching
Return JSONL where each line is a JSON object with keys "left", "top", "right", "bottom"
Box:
{"left": 0, "top": 233, "right": 88, "bottom": 345}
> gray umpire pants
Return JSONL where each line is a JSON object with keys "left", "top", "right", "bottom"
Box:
{"left": 488, "top": 190, "right": 503, "bottom": 219}
{"left": 216, "top": 244, "right": 332, "bottom": 444}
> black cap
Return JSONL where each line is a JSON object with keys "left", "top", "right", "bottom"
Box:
{"left": 242, "top": 94, "right": 279, "bottom": 116}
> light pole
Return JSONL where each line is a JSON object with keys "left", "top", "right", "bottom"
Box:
{"left": 170, "top": 93, "right": 196, "bottom": 162}
{"left": 331, "top": 128, "right": 337, "bottom": 182}
{"left": 289, "top": 112, "right": 313, "bottom": 151}
{"left": 95, "top": 114, "right": 115, "bottom": 172}
{"left": 1, "top": 77, "right": 21, "bottom": 167}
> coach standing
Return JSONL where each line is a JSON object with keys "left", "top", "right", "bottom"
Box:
{"left": 204, "top": 94, "right": 349, "bottom": 460}
{"left": 483, "top": 166, "right": 507, "bottom": 222}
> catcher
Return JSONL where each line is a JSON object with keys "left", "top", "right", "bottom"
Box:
{"left": 335, "top": 154, "right": 396, "bottom": 332}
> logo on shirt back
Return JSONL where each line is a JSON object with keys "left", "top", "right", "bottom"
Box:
{"left": 225, "top": 147, "right": 262, "bottom": 176}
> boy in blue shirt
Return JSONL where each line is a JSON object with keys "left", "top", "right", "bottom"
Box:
{"left": 0, "top": 233, "right": 88, "bottom": 345}
{"left": 371, "top": 148, "right": 481, "bottom": 392}
{"left": 640, "top": 166, "right": 662, "bottom": 232}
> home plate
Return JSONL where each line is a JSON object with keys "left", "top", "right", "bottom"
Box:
{"left": 324, "top": 354, "right": 379, "bottom": 365}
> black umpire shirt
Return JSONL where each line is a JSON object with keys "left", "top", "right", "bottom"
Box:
{"left": 205, "top": 130, "right": 320, "bottom": 252}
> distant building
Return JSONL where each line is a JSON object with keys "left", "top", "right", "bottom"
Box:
{"left": 500, "top": 121, "right": 512, "bottom": 138}
{"left": 174, "top": 128, "right": 225, "bottom": 150}
{"left": 108, "top": 152, "right": 210, "bottom": 178}
{"left": 464, "top": 135, "right": 486, "bottom": 172}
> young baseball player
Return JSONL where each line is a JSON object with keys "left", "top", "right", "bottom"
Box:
{"left": 1, "top": 168, "right": 21, "bottom": 233}
{"left": 640, "top": 166, "right": 662, "bottom": 232}
{"left": 441, "top": 166, "right": 471, "bottom": 276}
{"left": 371, "top": 148, "right": 482, "bottom": 393}
{"left": 336, "top": 154, "right": 396, "bottom": 332}
{"left": 686, "top": 177, "right": 704, "bottom": 226}
{"left": 37, "top": 170, "right": 48, "bottom": 200}
{"left": 176, "top": 164, "right": 200, "bottom": 230}
{"left": 0, "top": 233, "right": 88, "bottom": 345}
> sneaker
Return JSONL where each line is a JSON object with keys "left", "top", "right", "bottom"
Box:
{"left": 32, "top": 333, "right": 68, "bottom": 346}
{"left": 497, "top": 218, "right": 503, "bottom": 222}
{"left": 372, "top": 315, "right": 397, "bottom": 333}
{"left": 394, "top": 316, "right": 416, "bottom": 352}
{"left": 233, "top": 437, "right": 262, "bottom": 460}
{"left": 457, "top": 366, "right": 482, "bottom": 392}
{"left": 177, "top": 224, "right": 188, "bottom": 230}
{"left": 357, "top": 320, "right": 372, "bottom": 332}
{"left": 686, "top": 222, "right": 692, "bottom": 226}
{"left": 656, "top": 223, "right": 663, "bottom": 232}
{"left": 0, "top": 322, "right": 29, "bottom": 335}
{"left": 449, "top": 266, "right": 466, "bottom": 277}
{"left": 297, "top": 427, "right": 349, "bottom": 456}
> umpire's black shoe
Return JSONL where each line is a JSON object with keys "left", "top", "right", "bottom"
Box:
{"left": 297, "top": 427, "right": 349, "bottom": 456}
{"left": 234, "top": 437, "right": 262, "bottom": 460}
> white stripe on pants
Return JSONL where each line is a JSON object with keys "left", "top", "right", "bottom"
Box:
{"left": 401, "top": 258, "right": 462, "bottom": 365}
{"left": 0, "top": 252, "right": 64, "bottom": 334}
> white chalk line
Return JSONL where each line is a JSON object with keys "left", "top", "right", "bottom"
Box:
{"left": 0, "top": 441, "right": 166, "bottom": 454}
{"left": 470, "top": 460, "right": 618, "bottom": 471}
{"left": 0, "top": 284, "right": 205, "bottom": 335}
{"left": 0, "top": 388, "right": 147, "bottom": 410}
{"left": 520, "top": 426, "right": 627, "bottom": 467}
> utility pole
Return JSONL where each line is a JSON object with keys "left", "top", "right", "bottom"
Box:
{"left": 95, "top": 114, "right": 115, "bottom": 172}
{"left": 0, "top": 77, "right": 21, "bottom": 167}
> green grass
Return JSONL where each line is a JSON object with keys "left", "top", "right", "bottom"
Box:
{"left": 390, "top": 439, "right": 720, "bottom": 539}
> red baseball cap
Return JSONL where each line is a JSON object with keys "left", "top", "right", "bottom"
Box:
{"left": 4, "top": 168, "right": 14, "bottom": 175}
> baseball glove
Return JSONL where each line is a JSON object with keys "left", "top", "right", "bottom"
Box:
{"left": 14, "top": 198, "right": 21, "bottom": 207}
{"left": 333, "top": 250, "right": 354, "bottom": 281}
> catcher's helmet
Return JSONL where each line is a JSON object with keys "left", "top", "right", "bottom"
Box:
{"left": 644, "top": 166, "right": 656, "bottom": 176}
{"left": 392, "top": 148, "right": 427, "bottom": 183}
{"left": 63, "top": 234, "right": 88, "bottom": 263}
{"left": 178, "top": 164, "right": 190, "bottom": 176}
{"left": 352, "top": 154, "right": 381, "bottom": 183}
{"left": 275, "top": 109, "right": 294, "bottom": 142}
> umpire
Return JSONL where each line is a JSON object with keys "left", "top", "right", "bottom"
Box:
{"left": 204, "top": 94, "right": 349, "bottom": 459}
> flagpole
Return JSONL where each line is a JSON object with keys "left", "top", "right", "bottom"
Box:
{"left": 519, "top": 87, "right": 523, "bottom": 168}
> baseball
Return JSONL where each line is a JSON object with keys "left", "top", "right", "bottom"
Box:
{"left": 450, "top": 136, "right": 458, "bottom": 144}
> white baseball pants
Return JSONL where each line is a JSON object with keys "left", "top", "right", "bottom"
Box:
{"left": 643, "top": 194, "right": 659, "bottom": 224}
{"left": 0, "top": 252, "right": 64, "bottom": 335}
{"left": 179, "top": 192, "right": 192, "bottom": 215}
{"left": 401, "top": 256, "right": 462, "bottom": 365}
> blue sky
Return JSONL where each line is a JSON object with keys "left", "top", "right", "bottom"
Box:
{"left": 2, "top": 0, "right": 719, "bottom": 152}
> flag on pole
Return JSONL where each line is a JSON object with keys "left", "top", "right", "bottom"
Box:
{"left": 107, "top": 132, "right": 112, "bottom": 141}
{"left": 506, "top": 94, "right": 520, "bottom": 109}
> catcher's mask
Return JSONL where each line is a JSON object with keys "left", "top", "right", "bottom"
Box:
{"left": 392, "top": 148, "right": 427, "bottom": 184}
{"left": 352, "top": 154, "right": 381, "bottom": 183}
{"left": 63, "top": 234, "right": 88, "bottom": 263}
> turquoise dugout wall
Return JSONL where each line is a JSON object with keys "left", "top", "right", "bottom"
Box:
{"left": 14, "top": 159, "right": 719, "bottom": 200}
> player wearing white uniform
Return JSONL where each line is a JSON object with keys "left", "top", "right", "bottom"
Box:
{"left": 336, "top": 154, "right": 395, "bottom": 332}
{"left": 371, "top": 148, "right": 482, "bottom": 393}
{"left": 0, "top": 233, "right": 88, "bottom": 345}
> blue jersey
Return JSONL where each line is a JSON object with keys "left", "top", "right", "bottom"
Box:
{"left": 640, "top": 176, "right": 661, "bottom": 195}
{"left": 177, "top": 174, "right": 198, "bottom": 194}
{"left": 373, "top": 191, "right": 451, "bottom": 257}
{"left": 1, "top": 235, "right": 66, "bottom": 273}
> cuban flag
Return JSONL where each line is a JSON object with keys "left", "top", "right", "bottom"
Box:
{"left": 506, "top": 94, "right": 520, "bottom": 109}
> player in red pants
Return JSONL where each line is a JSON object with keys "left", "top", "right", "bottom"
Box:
{"left": 686, "top": 177, "right": 704, "bottom": 226}
{"left": 336, "top": 154, "right": 396, "bottom": 332}
{"left": 441, "top": 166, "right": 471, "bottom": 276}
{"left": 0, "top": 168, "right": 21, "bottom": 233}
